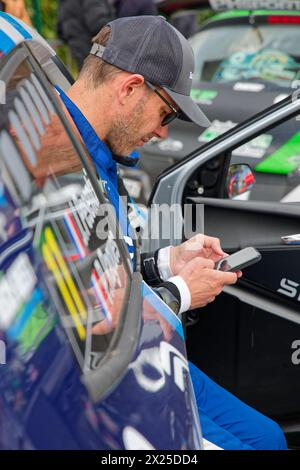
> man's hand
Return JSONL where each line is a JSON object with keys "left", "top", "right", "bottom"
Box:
{"left": 178, "top": 257, "right": 239, "bottom": 309}
{"left": 170, "top": 233, "right": 227, "bottom": 275}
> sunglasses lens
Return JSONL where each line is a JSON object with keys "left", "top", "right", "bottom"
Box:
{"left": 162, "top": 112, "right": 179, "bottom": 126}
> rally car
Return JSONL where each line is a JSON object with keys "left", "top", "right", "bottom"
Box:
{"left": 1, "top": 9, "right": 299, "bottom": 451}
{"left": 130, "top": 0, "right": 300, "bottom": 205}
{"left": 147, "top": 82, "right": 300, "bottom": 449}
{"left": 0, "top": 13, "right": 202, "bottom": 450}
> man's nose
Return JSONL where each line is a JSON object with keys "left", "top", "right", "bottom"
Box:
{"left": 153, "top": 124, "right": 169, "bottom": 140}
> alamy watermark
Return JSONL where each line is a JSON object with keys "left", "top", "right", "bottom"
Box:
{"left": 93, "top": 199, "right": 205, "bottom": 243}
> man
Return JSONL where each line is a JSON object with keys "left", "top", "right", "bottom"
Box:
{"left": 55, "top": 15, "right": 287, "bottom": 450}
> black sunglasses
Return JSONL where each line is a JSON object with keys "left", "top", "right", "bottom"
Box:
{"left": 145, "top": 81, "right": 181, "bottom": 126}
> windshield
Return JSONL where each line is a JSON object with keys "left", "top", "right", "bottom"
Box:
{"left": 190, "top": 23, "right": 300, "bottom": 88}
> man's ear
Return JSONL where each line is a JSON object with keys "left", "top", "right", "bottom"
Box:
{"left": 118, "top": 74, "right": 145, "bottom": 105}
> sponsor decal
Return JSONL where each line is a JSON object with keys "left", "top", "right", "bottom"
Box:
{"left": 209, "top": 0, "right": 300, "bottom": 11}
{"left": 233, "top": 134, "right": 273, "bottom": 159}
{"left": 0, "top": 253, "right": 37, "bottom": 329}
{"left": 129, "top": 341, "right": 189, "bottom": 394}
{"left": 255, "top": 131, "right": 300, "bottom": 174}
{"left": 291, "top": 340, "right": 300, "bottom": 365}
{"left": 68, "top": 170, "right": 100, "bottom": 249}
{"left": 277, "top": 278, "right": 300, "bottom": 301}
{"left": 89, "top": 232, "right": 124, "bottom": 325}
{"left": 160, "top": 342, "right": 190, "bottom": 393}
{"left": 42, "top": 227, "right": 87, "bottom": 340}
{"left": 90, "top": 270, "right": 112, "bottom": 324}
{"left": 123, "top": 427, "right": 155, "bottom": 451}
{"left": 92, "top": 232, "right": 122, "bottom": 305}
{"left": 63, "top": 208, "right": 88, "bottom": 260}
{"left": 191, "top": 89, "right": 218, "bottom": 105}
{"left": 233, "top": 82, "right": 265, "bottom": 92}
{"left": 8, "top": 293, "right": 54, "bottom": 358}
{"left": 198, "top": 120, "right": 236, "bottom": 143}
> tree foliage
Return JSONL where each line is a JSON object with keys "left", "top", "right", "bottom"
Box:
{"left": 40, "top": 0, "right": 57, "bottom": 39}
{"left": 25, "top": 0, "right": 58, "bottom": 38}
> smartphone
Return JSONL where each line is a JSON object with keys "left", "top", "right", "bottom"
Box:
{"left": 214, "top": 247, "right": 262, "bottom": 272}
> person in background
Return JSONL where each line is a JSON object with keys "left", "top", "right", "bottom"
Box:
{"left": 114, "top": 0, "right": 157, "bottom": 17}
{"left": 57, "top": 0, "right": 116, "bottom": 71}
{"left": 169, "top": 9, "right": 199, "bottom": 39}
{"left": 1, "top": 0, "right": 32, "bottom": 25}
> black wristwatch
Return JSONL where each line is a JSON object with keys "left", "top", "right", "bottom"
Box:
{"left": 141, "top": 251, "right": 162, "bottom": 286}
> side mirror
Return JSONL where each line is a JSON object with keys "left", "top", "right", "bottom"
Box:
{"left": 226, "top": 164, "right": 255, "bottom": 199}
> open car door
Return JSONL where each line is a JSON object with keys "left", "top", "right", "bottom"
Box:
{"left": 148, "top": 93, "right": 300, "bottom": 448}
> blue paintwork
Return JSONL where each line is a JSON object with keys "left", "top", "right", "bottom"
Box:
{"left": 0, "top": 13, "right": 32, "bottom": 56}
{"left": 0, "top": 12, "right": 32, "bottom": 40}
{"left": 0, "top": 16, "right": 202, "bottom": 450}
{"left": 0, "top": 259, "right": 201, "bottom": 449}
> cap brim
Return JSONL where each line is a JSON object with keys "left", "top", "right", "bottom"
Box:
{"left": 163, "top": 87, "right": 211, "bottom": 128}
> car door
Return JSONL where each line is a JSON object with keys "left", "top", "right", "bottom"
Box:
{"left": 148, "top": 94, "right": 300, "bottom": 447}
{"left": 0, "top": 39, "right": 202, "bottom": 450}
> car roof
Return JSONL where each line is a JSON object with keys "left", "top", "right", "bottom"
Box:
{"left": 0, "top": 12, "right": 54, "bottom": 58}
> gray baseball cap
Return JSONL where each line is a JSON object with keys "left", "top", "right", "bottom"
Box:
{"left": 90, "top": 15, "right": 210, "bottom": 128}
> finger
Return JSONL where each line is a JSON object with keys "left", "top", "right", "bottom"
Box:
{"left": 185, "top": 233, "right": 205, "bottom": 252}
{"left": 210, "top": 252, "right": 226, "bottom": 262}
{"left": 214, "top": 271, "right": 238, "bottom": 285}
{"left": 223, "top": 272, "right": 239, "bottom": 285}
{"left": 193, "top": 257, "right": 215, "bottom": 269}
{"left": 201, "top": 235, "right": 224, "bottom": 255}
{"left": 237, "top": 270, "right": 243, "bottom": 278}
{"left": 210, "top": 237, "right": 226, "bottom": 256}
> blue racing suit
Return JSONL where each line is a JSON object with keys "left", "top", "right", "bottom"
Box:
{"left": 56, "top": 86, "right": 287, "bottom": 450}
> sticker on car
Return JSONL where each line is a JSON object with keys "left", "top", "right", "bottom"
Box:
{"left": 191, "top": 89, "right": 218, "bottom": 105}
{"left": 198, "top": 120, "right": 236, "bottom": 143}
{"left": 233, "top": 134, "right": 273, "bottom": 159}
{"left": 209, "top": 0, "right": 300, "bottom": 11}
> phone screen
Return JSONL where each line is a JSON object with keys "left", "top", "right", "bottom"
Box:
{"left": 216, "top": 248, "right": 261, "bottom": 272}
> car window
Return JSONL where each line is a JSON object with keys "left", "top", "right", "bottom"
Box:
{"left": 190, "top": 24, "right": 300, "bottom": 88}
{"left": 228, "top": 114, "right": 300, "bottom": 203}
{"left": 0, "top": 53, "right": 130, "bottom": 372}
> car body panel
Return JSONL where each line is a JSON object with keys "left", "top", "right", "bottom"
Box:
{"left": 0, "top": 13, "right": 202, "bottom": 450}
{"left": 149, "top": 89, "right": 300, "bottom": 446}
